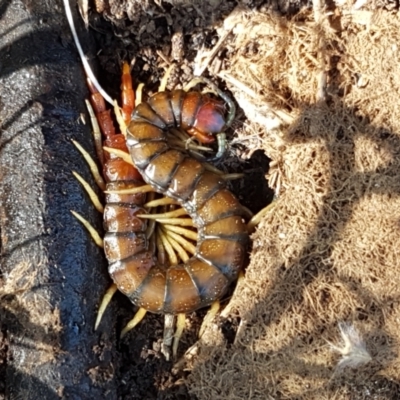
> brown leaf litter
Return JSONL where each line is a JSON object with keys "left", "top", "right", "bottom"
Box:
{"left": 182, "top": 6, "right": 400, "bottom": 400}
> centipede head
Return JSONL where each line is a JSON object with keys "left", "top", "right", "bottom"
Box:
{"left": 187, "top": 98, "right": 226, "bottom": 144}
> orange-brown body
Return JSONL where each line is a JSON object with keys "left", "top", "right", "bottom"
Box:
{"left": 102, "top": 89, "right": 249, "bottom": 314}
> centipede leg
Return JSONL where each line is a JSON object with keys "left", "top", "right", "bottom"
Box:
{"left": 120, "top": 307, "right": 148, "bottom": 338}
{"left": 198, "top": 300, "right": 220, "bottom": 339}
{"left": 172, "top": 313, "right": 186, "bottom": 359}
{"left": 70, "top": 210, "right": 121, "bottom": 330}
{"left": 95, "top": 283, "right": 118, "bottom": 329}
{"left": 72, "top": 172, "right": 104, "bottom": 213}
{"left": 72, "top": 139, "right": 105, "bottom": 191}
{"left": 247, "top": 200, "right": 277, "bottom": 232}
{"left": 85, "top": 99, "right": 105, "bottom": 169}
{"left": 220, "top": 271, "right": 245, "bottom": 320}
{"left": 70, "top": 211, "right": 104, "bottom": 248}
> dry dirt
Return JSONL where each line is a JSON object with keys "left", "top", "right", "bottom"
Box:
{"left": 2, "top": 0, "right": 400, "bottom": 399}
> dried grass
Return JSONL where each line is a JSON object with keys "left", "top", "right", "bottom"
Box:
{"left": 186, "top": 7, "right": 400, "bottom": 399}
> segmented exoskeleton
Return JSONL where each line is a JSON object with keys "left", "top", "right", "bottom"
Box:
{"left": 106, "top": 90, "right": 249, "bottom": 314}
{"left": 73, "top": 62, "right": 250, "bottom": 359}
{"left": 64, "top": 0, "right": 257, "bottom": 359}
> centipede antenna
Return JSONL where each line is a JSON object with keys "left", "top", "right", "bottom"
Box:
{"left": 207, "top": 132, "right": 227, "bottom": 161}
{"left": 95, "top": 283, "right": 118, "bottom": 330}
{"left": 63, "top": 0, "right": 114, "bottom": 106}
{"left": 184, "top": 77, "right": 235, "bottom": 161}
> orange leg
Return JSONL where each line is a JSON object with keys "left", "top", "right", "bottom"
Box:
{"left": 86, "top": 61, "right": 135, "bottom": 140}
{"left": 120, "top": 62, "right": 135, "bottom": 125}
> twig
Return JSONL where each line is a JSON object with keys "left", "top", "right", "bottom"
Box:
{"left": 63, "top": 0, "right": 114, "bottom": 106}
{"left": 194, "top": 30, "right": 232, "bottom": 76}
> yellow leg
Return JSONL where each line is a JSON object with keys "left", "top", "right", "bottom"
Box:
{"left": 162, "top": 229, "right": 190, "bottom": 262}
{"left": 144, "top": 197, "right": 179, "bottom": 207}
{"left": 113, "top": 99, "right": 127, "bottom": 138}
{"left": 104, "top": 184, "right": 155, "bottom": 195}
{"left": 103, "top": 147, "right": 134, "bottom": 166}
{"left": 84, "top": 100, "right": 105, "bottom": 172}
{"left": 70, "top": 211, "right": 103, "bottom": 248}
{"left": 172, "top": 313, "right": 186, "bottom": 359}
{"left": 247, "top": 201, "right": 277, "bottom": 232}
{"left": 155, "top": 218, "right": 194, "bottom": 226}
{"left": 161, "top": 226, "right": 195, "bottom": 256}
{"left": 158, "top": 227, "right": 178, "bottom": 266}
{"left": 199, "top": 300, "right": 220, "bottom": 338}
{"left": 137, "top": 208, "right": 187, "bottom": 219}
{"left": 72, "top": 171, "right": 104, "bottom": 213}
{"left": 95, "top": 283, "right": 118, "bottom": 329}
{"left": 72, "top": 139, "right": 105, "bottom": 191}
{"left": 163, "top": 224, "right": 197, "bottom": 241}
{"left": 156, "top": 227, "right": 167, "bottom": 265}
{"left": 120, "top": 307, "right": 148, "bottom": 338}
{"left": 220, "top": 270, "right": 246, "bottom": 320}
{"left": 135, "top": 83, "right": 145, "bottom": 106}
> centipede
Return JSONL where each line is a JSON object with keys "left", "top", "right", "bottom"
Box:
{"left": 65, "top": 0, "right": 256, "bottom": 360}
{"left": 70, "top": 61, "right": 251, "bottom": 359}
{"left": 114, "top": 85, "right": 249, "bottom": 305}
